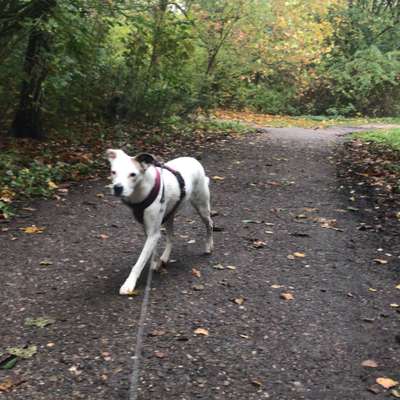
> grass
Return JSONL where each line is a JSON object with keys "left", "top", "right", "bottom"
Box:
{"left": 352, "top": 128, "right": 400, "bottom": 150}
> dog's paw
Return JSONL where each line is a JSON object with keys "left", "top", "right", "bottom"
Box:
{"left": 119, "top": 280, "right": 137, "bottom": 295}
{"left": 205, "top": 242, "right": 214, "bottom": 255}
{"left": 151, "top": 259, "right": 165, "bottom": 271}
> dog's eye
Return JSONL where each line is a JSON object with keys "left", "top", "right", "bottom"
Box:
{"left": 111, "top": 171, "right": 116, "bottom": 175}
{"left": 129, "top": 173, "right": 136, "bottom": 178}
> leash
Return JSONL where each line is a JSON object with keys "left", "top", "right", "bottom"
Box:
{"left": 128, "top": 265, "right": 154, "bottom": 400}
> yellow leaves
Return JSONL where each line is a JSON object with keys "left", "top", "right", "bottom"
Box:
{"left": 0, "top": 188, "right": 15, "bottom": 204}
{"left": 0, "top": 377, "right": 24, "bottom": 393}
{"left": 395, "top": 284, "right": 400, "bottom": 290}
{"left": 194, "top": 328, "right": 209, "bottom": 336}
{"left": 233, "top": 296, "right": 246, "bottom": 305}
{"left": 212, "top": 176, "right": 225, "bottom": 181}
{"left": 192, "top": 268, "right": 201, "bottom": 278}
{"left": 288, "top": 252, "right": 305, "bottom": 260}
{"left": 127, "top": 290, "right": 141, "bottom": 297}
{"left": 376, "top": 377, "right": 398, "bottom": 389}
{"left": 373, "top": 258, "right": 388, "bottom": 265}
{"left": 280, "top": 292, "right": 294, "bottom": 301}
{"left": 215, "top": 109, "right": 332, "bottom": 129}
{"left": 21, "top": 225, "right": 45, "bottom": 234}
{"left": 47, "top": 180, "right": 58, "bottom": 190}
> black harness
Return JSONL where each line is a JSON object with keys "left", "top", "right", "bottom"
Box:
{"left": 123, "top": 163, "right": 186, "bottom": 225}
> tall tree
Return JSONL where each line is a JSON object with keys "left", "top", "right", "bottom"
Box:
{"left": 10, "top": 0, "right": 56, "bottom": 139}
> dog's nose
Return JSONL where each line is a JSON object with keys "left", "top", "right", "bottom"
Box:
{"left": 113, "top": 184, "right": 123, "bottom": 197}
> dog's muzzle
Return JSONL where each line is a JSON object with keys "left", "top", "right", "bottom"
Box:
{"left": 113, "top": 184, "right": 123, "bottom": 197}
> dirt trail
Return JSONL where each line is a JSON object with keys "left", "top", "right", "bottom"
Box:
{"left": 1, "top": 126, "right": 399, "bottom": 399}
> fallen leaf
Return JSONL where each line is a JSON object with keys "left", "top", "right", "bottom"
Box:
{"left": 21, "top": 225, "right": 45, "bottom": 234}
{"left": 192, "top": 268, "right": 201, "bottom": 278}
{"left": 252, "top": 240, "right": 266, "bottom": 248}
{"left": 226, "top": 265, "right": 236, "bottom": 270}
{"left": 0, "top": 377, "right": 24, "bottom": 392}
{"left": 25, "top": 317, "right": 55, "bottom": 328}
{"left": 368, "top": 384, "right": 381, "bottom": 394}
{"left": 127, "top": 290, "right": 141, "bottom": 297}
{"left": 347, "top": 206, "right": 359, "bottom": 212}
{"left": 7, "top": 345, "right": 37, "bottom": 359}
{"left": 368, "top": 288, "right": 377, "bottom": 292}
{"left": 316, "top": 218, "right": 343, "bottom": 231}
{"left": 0, "top": 355, "right": 18, "bottom": 370}
{"left": 192, "top": 284, "right": 205, "bottom": 291}
{"left": 376, "top": 377, "right": 398, "bottom": 389}
{"left": 287, "top": 254, "right": 295, "bottom": 260}
{"left": 99, "top": 234, "right": 109, "bottom": 240}
{"left": 47, "top": 180, "right": 58, "bottom": 190}
{"left": 391, "top": 389, "right": 400, "bottom": 398}
{"left": 0, "top": 379, "right": 14, "bottom": 392}
{"left": 212, "top": 264, "right": 224, "bottom": 270}
{"left": 194, "top": 328, "right": 209, "bottom": 336}
{"left": 242, "top": 220, "right": 262, "bottom": 224}
{"left": 390, "top": 303, "right": 399, "bottom": 308}
{"left": 212, "top": 176, "right": 225, "bottom": 181}
{"left": 187, "top": 239, "right": 196, "bottom": 244}
{"left": 396, "top": 284, "right": 400, "bottom": 290}
{"left": 39, "top": 260, "right": 53, "bottom": 266}
{"left": 280, "top": 292, "right": 294, "bottom": 301}
{"left": 154, "top": 351, "right": 166, "bottom": 359}
{"left": 361, "top": 359, "right": 378, "bottom": 368}
{"left": 250, "top": 379, "right": 263, "bottom": 387}
{"left": 293, "top": 252, "right": 306, "bottom": 258}
{"left": 271, "top": 284, "right": 283, "bottom": 289}
{"left": 149, "top": 329, "right": 166, "bottom": 337}
{"left": 373, "top": 258, "right": 388, "bottom": 265}
{"left": 233, "top": 296, "right": 245, "bottom": 305}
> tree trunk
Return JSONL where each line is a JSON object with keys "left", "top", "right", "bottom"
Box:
{"left": 10, "top": 0, "right": 56, "bottom": 139}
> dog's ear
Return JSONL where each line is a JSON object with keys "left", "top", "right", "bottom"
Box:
{"left": 135, "top": 153, "right": 156, "bottom": 169}
{"left": 106, "top": 149, "right": 117, "bottom": 161}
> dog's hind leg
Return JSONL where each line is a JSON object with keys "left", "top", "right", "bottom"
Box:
{"left": 191, "top": 179, "right": 214, "bottom": 254}
{"left": 120, "top": 230, "right": 161, "bottom": 295}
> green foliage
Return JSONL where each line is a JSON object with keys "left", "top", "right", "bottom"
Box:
{"left": 353, "top": 128, "right": 400, "bottom": 150}
{"left": 307, "top": 1, "right": 400, "bottom": 116}
{"left": 0, "top": 0, "right": 399, "bottom": 135}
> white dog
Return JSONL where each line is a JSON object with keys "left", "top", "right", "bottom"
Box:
{"left": 106, "top": 149, "right": 214, "bottom": 295}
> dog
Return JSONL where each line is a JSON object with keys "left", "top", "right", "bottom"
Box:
{"left": 106, "top": 149, "right": 214, "bottom": 295}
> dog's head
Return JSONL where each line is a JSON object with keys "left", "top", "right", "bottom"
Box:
{"left": 106, "top": 149, "right": 155, "bottom": 198}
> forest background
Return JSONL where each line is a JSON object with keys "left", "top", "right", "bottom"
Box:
{"left": 1, "top": 0, "right": 400, "bottom": 217}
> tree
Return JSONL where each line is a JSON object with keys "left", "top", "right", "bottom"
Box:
{"left": 10, "top": 0, "right": 56, "bottom": 139}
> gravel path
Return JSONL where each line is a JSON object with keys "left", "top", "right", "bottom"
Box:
{"left": 1, "top": 126, "right": 399, "bottom": 399}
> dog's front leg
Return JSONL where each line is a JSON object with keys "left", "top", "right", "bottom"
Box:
{"left": 119, "top": 231, "right": 161, "bottom": 295}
